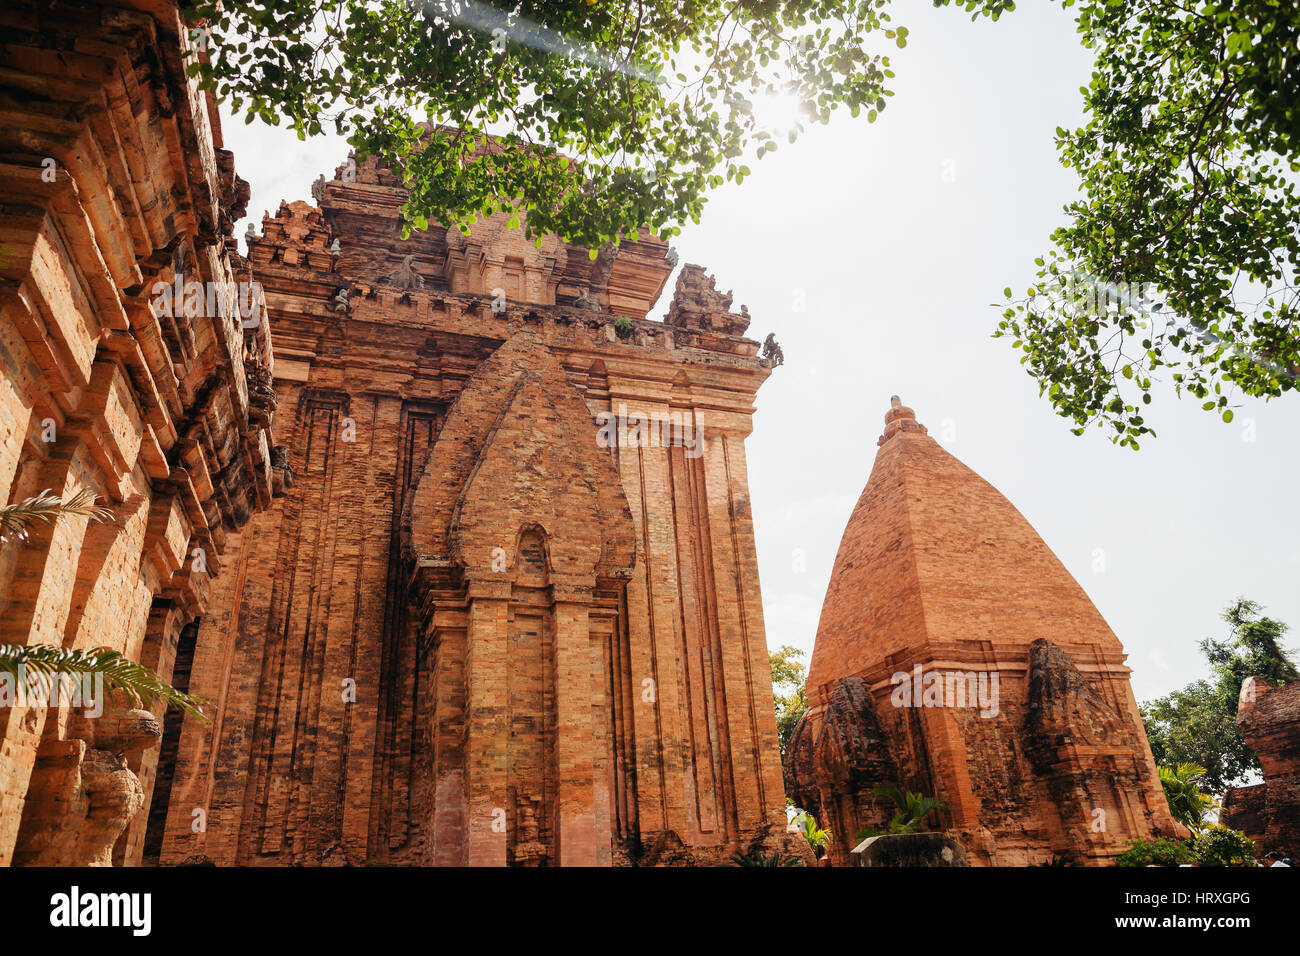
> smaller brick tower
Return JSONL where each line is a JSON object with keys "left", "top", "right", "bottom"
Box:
{"left": 785, "top": 397, "right": 1180, "bottom": 865}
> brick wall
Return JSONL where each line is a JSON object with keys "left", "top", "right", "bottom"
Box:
{"left": 0, "top": 0, "right": 274, "bottom": 865}
{"left": 155, "top": 166, "right": 791, "bottom": 866}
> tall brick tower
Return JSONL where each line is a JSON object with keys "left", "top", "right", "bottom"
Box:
{"left": 785, "top": 398, "right": 1180, "bottom": 865}
{"left": 0, "top": 0, "right": 276, "bottom": 867}
{"left": 149, "top": 154, "right": 795, "bottom": 866}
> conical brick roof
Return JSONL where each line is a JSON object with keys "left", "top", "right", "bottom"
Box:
{"left": 806, "top": 397, "right": 1125, "bottom": 706}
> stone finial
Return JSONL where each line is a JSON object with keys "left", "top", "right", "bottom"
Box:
{"left": 878, "top": 396, "right": 928, "bottom": 446}
{"left": 665, "top": 264, "right": 748, "bottom": 334}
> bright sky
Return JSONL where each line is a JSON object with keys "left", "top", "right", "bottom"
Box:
{"left": 221, "top": 2, "right": 1300, "bottom": 704}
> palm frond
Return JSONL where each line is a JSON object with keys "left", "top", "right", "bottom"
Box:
{"left": 0, "top": 643, "right": 208, "bottom": 720}
{"left": 872, "top": 781, "right": 906, "bottom": 809}
{"left": 1158, "top": 763, "right": 1215, "bottom": 833}
{"left": 0, "top": 489, "right": 113, "bottom": 545}
{"left": 800, "top": 812, "right": 832, "bottom": 851}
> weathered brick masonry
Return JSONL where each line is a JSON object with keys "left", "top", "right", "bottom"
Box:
{"left": 0, "top": 0, "right": 277, "bottom": 865}
{"left": 7, "top": 0, "right": 1192, "bottom": 870}
{"left": 0, "top": 1, "right": 796, "bottom": 868}
{"left": 785, "top": 399, "right": 1182, "bottom": 865}
{"left": 152, "top": 155, "right": 796, "bottom": 865}
{"left": 1223, "top": 678, "right": 1300, "bottom": 860}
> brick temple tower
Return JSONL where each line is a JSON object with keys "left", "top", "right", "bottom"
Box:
{"left": 149, "top": 153, "right": 796, "bottom": 866}
{"left": 785, "top": 398, "right": 1181, "bottom": 865}
{"left": 0, "top": 0, "right": 276, "bottom": 866}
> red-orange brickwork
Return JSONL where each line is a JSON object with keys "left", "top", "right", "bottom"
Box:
{"left": 1224, "top": 678, "right": 1300, "bottom": 860}
{"left": 148, "top": 156, "right": 800, "bottom": 866}
{"left": 0, "top": 1, "right": 800, "bottom": 867}
{"left": 0, "top": 0, "right": 277, "bottom": 865}
{"left": 785, "top": 398, "right": 1182, "bottom": 865}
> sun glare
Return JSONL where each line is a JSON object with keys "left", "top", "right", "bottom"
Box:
{"left": 754, "top": 89, "right": 807, "bottom": 136}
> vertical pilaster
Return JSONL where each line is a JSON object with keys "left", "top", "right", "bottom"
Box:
{"left": 428, "top": 609, "right": 468, "bottom": 866}
{"left": 464, "top": 578, "right": 509, "bottom": 866}
{"left": 616, "top": 439, "right": 668, "bottom": 837}
{"left": 713, "top": 430, "right": 789, "bottom": 825}
{"left": 616, "top": 424, "right": 694, "bottom": 841}
{"left": 553, "top": 585, "right": 597, "bottom": 865}
{"left": 698, "top": 425, "right": 767, "bottom": 833}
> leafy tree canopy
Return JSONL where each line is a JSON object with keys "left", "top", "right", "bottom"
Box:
{"left": 769, "top": 641, "right": 808, "bottom": 689}
{"left": 188, "top": 2, "right": 1299, "bottom": 434}
{"left": 975, "top": 0, "right": 1300, "bottom": 448}
{"left": 1142, "top": 598, "right": 1298, "bottom": 791}
{"left": 182, "top": 0, "right": 1006, "bottom": 247}
{"left": 769, "top": 643, "right": 808, "bottom": 762}
{"left": 1206, "top": 596, "right": 1300, "bottom": 689}
{"left": 1143, "top": 679, "right": 1245, "bottom": 793}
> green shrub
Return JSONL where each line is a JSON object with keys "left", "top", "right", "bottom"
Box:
{"left": 796, "top": 812, "right": 831, "bottom": 857}
{"left": 1192, "top": 825, "right": 1258, "bottom": 867}
{"left": 1115, "top": 837, "right": 1196, "bottom": 867}
{"left": 614, "top": 316, "right": 633, "bottom": 338}
{"left": 855, "top": 782, "right": 949, "bottom": 841}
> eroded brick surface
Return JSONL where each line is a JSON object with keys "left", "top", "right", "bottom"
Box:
{"left": 0, "top": 0, "right": 275, "bottom": 865}
{"left": 787, "top": 400, "right": 1181, "bottom": 865}
{"left": 150, "top": 148, "right": 794, "bottom": 866}
{"left": 1221, "top": 782, "right": 1267, "bottom": 849}
{"left": 1230, "top": 678, "right": 1300, "bottom": 859}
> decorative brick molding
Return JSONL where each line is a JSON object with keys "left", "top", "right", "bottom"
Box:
{"left": 0, "top": 0, "right": 275, "bottom": 865}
